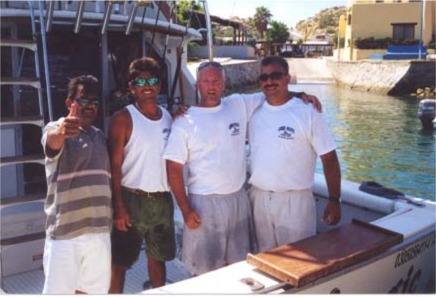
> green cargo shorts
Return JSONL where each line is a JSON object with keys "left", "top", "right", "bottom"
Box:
{"left": 111, "top": 187, "right": 176, "bottom": 266}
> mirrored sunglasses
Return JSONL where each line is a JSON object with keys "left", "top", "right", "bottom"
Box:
{"left": 76, "top": 97, "right": 100, "bottom": 108}
{"left": 197, "top": 61, "right": 223, "bottom": 72}
{"left": 258, "top": 72, "right": 287, "bottom": 82}
{"left": 132, "top": 77, "right": 160, "bottom": 87}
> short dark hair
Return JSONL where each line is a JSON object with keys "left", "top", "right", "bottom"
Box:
{"left": 67, "top": 75, "right": 99, "bottom": 100}
{"left": 128, "top": 57, "right": 161, "bottom": 82}
{"left": 260, "top": 56, "right": 289, "bottom": 74}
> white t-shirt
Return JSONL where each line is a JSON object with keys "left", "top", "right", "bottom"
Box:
{"left": 163, "top": 93, "right": 264, "bottom": 195}
{"left": 121, "top": 104, "right": 172, "bottom": 192}
{"left": 248, "top": 98, "right": 336, "bottom": 192}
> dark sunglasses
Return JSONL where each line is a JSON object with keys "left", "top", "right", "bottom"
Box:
{"left": 258, "top": 72, "right": 287, "bottom": 82}
{"left": 197, "top": 61, "right": 223, "bottom": 72}
{"left": 131, "top": 77, "right": 160, "bottom": 87}
{"left": 76, "top": 97, "right": 100, "bottom": 108}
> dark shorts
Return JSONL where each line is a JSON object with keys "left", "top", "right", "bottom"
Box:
{"left": 111, "top": 187, "right": 176, "bottom": 267}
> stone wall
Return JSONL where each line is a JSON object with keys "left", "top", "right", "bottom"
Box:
{"left": 326, "top": 59, "right": 436, "bottom": 96}
{"left": 221, "top": 60, "right": 260, "bottom": 94}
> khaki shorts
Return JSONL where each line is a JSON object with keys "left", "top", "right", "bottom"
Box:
{"left": 249, "top": 186, "right": 316, "bottom": 253}
{"left": 111, "top": 187, "right": 176, "bottom": 266}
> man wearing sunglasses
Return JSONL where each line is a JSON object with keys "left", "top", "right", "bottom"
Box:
{"left": 248, "top": 55, "right": 341, "bottom": 253}
{"left": 41, "top": 75, "right": 112, "bottom": 294}
{"left": 108, "top": 57, "right": 175, "bottom": 292}
{"left": 163, "top": 60, "right": 322, "bottom": 276}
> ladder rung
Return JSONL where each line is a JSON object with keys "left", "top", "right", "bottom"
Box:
{"left": 0, "top": 193, "right": 46, "bottom": 206}
{"left": 0, "top": 116, "right": 44, "bottom": 127}
{"left": 0, "top": 77, "right": 41, "bottom": 88}
{"left": 0, "top": 154, "right": 45, "bottom": 167}
{"left": 1, "top": 39, "right": 37, "bottom": 51}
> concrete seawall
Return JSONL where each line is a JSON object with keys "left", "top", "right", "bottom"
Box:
{"left": 326, "top": 58, "right": 436, "bottom": 96}
{"left": 187, "top": 58, "right": 335, "bottom": 96}
{"left": 186, "top": 58, "right": 435, "bottom": 97}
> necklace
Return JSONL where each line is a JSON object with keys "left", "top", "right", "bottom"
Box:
{"left": 135, "top": 102, "right": 162, "bottom": 120}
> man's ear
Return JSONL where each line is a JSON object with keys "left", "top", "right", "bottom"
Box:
{"left": 286, "top": 73, "right": 292, "bottom": 84}
{"left": 128, "top": 82, "right": 135, "bottom": 94}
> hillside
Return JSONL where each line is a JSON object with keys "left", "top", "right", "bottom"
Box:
{"left": 213, "top": 6, "right": 347, "bottom": 43}
{"left": 295, "top": 6, "right": 347, "bottom": 37}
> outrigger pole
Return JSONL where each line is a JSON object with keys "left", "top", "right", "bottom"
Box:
{"left": 168, "top": 0, "right": 196, "bottom": 110}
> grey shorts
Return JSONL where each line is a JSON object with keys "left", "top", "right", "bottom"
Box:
{"left": 181, "top": 187, "right": 256, "bottom": 275}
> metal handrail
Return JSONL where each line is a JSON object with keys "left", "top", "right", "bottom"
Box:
{"left": 201, "top": 0, "right": 214, "bottom": 61}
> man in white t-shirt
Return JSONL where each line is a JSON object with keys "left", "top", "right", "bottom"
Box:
{"left": 248, "top": 56, "right": 342, "bottom": 253}
{"left": 163, "top": 61, "right": 321, "bottom": 275}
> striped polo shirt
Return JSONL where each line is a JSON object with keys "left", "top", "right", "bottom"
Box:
{"left": 42, "top": 119, "right": 112, "bottom": 240}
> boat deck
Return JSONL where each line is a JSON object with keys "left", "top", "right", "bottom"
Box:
{"left": 1, "top": 248, "right": 192, "bottom": 294}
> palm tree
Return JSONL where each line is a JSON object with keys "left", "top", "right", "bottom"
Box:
{"left": 253, "top": 6, "right": 272, "bottom": 40}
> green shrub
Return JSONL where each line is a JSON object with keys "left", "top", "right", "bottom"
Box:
{"left": 354, "top": 37, "right": 420, "bottom": 49}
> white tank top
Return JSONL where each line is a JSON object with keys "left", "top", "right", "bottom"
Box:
{"left": 121, "top": 104, "right": 172, "bottom": 192}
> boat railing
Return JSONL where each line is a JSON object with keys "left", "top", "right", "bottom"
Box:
{"left": 313, "top": 173, "right": 396, "bottom": 215}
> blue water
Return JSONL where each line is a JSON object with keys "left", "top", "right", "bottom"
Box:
{"left": 289, "top": 84, "right": 435, "bottom": 201}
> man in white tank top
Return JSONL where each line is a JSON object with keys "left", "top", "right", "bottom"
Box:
{"left": 108, "top": 58, "right": 175, "bottom": 292}
{"left": 248, "top": 56, "right": 342, "bottom": 253}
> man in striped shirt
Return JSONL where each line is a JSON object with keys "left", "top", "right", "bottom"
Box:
{"left": 41, "top": 75, "right": 112, "bottom": 294}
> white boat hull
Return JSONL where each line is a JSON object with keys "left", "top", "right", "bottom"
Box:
{"left": 145, "top": 174, "right": 436, "bottom": 294}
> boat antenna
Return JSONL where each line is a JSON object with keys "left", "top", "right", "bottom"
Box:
{"left": 161, "top": 1, "right": 176, "bottom": 63}
{"left": 148, "top": 1, "right": 161, "bottom": 57}
{"left": 168, "top": 0, "right": 195, "bottom": 111}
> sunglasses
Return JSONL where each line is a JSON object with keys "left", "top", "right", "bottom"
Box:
{"left": 197, "top": 61, "right": 223, "bottom": 72}
{"left": 131, "top": 77, "right": 160, "bottom": 87}
{"left": 76, "top": 97, "right": 100, "bottom": 108}
{"left": 258, "top": 72, "right": 287, "bottom": 82}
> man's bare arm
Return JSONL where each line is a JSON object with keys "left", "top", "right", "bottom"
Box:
{"left": 108, "top": 110, "right": 131, "bottom": 231}
{"left": 320, "top": 150, "right": 341, "bottom": 225}
{"left": 166, "top": 160, "right": 201, "bottom": 229}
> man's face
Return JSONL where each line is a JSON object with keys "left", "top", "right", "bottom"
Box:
{"left": 130, "top": 71, "right": 161, "bottom": 103}
{"left": 71, "top": 84, "right": 100, "bottom": 128}
{"left": 196, "top": 66, "right": 225, "bottom": 107}
{"left": 259, "top": 63, "right": 291, "bottom": 99}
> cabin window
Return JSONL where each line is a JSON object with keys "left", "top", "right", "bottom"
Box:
{"left": 391, "top": 23, "right": 416, "bottom": 40}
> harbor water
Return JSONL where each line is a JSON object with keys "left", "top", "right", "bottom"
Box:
{"left": 289, "top": 84, "right": 436, "bottom": 201}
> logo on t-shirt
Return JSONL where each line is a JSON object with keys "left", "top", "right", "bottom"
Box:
{"left": 229, "top": 123, "right": 240, "bottom": 136}
{"left": 163, "top": 128, "right": 171, "bottom": 141}
{"left": 278, "top": 126, "right": 294, "bottom": 139}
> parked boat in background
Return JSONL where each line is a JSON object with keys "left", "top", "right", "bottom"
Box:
{"left": 418, "top": 98, "right": 436, "bottom": 130}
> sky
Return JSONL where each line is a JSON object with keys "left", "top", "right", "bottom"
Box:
{"left": 206, "top": 0, "right": 347, "bottom": 29}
